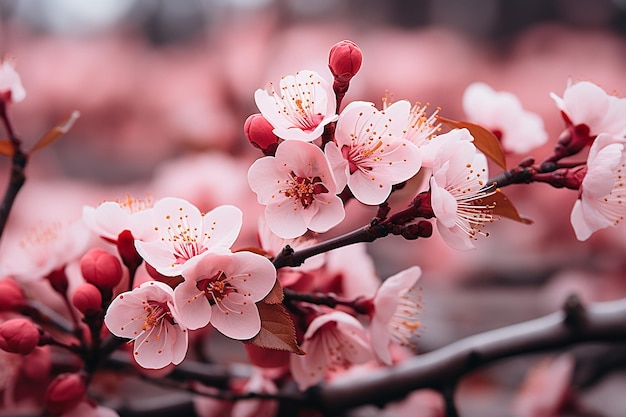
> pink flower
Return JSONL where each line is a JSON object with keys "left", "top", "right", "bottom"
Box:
{"left": 82, "top": 194, "right": 156, "bottom": 242}
{"left": 430, "top": 130, "right": 496, "bottom": 250}
{"left": 402, "top": 102, "right": 441, "bottom": 168}
{"left": 463, "top": 82, "right": 548, "bottom": 154}
{"left": 570, "top": 133, "right": 626, "bottom": 240}
{"left": 104, "top": 281, "right": 188, "bottom": 369}
{"left": 174, "top": 252, "right": 276, "bottom": 340}
{"left": 290, "top": 311, "right": 372, "bottom": 390}
{"left": 1, "top": 220, "right": 91, "bottom": 283}
{"left": 0, "top": 60, "right": 26, "bottom": 104}
{"left": 254, "top": 70, "right": 338, "bottom": 142}
{"left": 231, "top": 370, "right": 279, "bottom": 417}
{"left": 550, "top": 80, "right": 626, "bottom": 137}
{"left": 134, "top": 197, "right": 242, "bottom": 276}
{"left": 325, "top": 100, "right": 422, "bottom": 205}
{"left": 370, "top": 266, "right": 422, "bottom": 365}
{"left": 248, "top": 140, "right": 344, "bottom": 239}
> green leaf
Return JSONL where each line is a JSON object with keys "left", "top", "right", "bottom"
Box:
{"left": 245, "top": 302, "right": 304, "bottom": 354}
{"left": 437, "top": 116, "right": 507, "bottom": 170}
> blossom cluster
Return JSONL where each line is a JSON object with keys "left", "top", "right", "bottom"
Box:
{"left": 0, "top": 38, "right": 626, "bottom": 417}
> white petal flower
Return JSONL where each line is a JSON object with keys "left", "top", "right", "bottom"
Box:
{"left": 254, "top": 70, "right": 338, "bottom": 142}
{"left": 570, "top": 133, "right": 626, "bottom": 240}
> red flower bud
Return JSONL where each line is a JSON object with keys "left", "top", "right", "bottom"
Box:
{"left": 0, "top": 278, "right": 25, "bottom": 311}
{"left": 244, "top": 113, "right": 279, "bottom": 156}
{"left": 117, "top": 229, "right": 143, "bottom": 272}
{"left": 0, "top": 318, "right": 41, "bottom": 354}
{"left": 80, "top": 248, "right": 123, "bottom": 291}
{"left": 46, "top": 267, "right": 69, "bottom": 295}
{"left": 328, "top": 40, "right": 362, "bottom": 83}
{"left": 44, "top": 372, "right": 87, "bottom": 415}
{"left": 72, "top": 283, "right": 103, "bottom": 315}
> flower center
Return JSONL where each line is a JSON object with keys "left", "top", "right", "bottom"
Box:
{"left": 197, "top": 270, "right": 234, "bottom": 305}
{"left": 142, "top": 301, "right": 174, "bottom": 331}
{"left": 116, "top": 193, "right": 154, "bottom": 214}
{"left": 282, "top": 171, "right": 329, "bottom": 208}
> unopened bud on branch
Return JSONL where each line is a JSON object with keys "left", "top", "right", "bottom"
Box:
{"left": 44, "top": 372, "right": 87, "bottom": 415}
{"left": 0, "top": 318, "right": 41, "bottom": 354}
{"left": 328, "top": 40, "right": 362, "bottom": 84}
{"left": 80, "top": 248, "right": 123, "bottom": 291}
{"left": 0, "top": 279, "right": 25, "bottom": 311}
{"left": 72, "top": 283, "right": 103, "bottom": 316}
{"left": 244, "top": 113, "right": 279, "bottom": 156}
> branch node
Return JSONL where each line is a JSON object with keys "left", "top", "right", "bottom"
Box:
{"left": 563, "top": 293, "right": 587, "bottom": 329}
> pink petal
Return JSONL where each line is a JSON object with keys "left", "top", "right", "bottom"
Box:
{"left": 248, "top": 157, "right": 284, "bottom": 204}
{"left": 324, "top": 142, "right": 349, "bottom": 192}
{"left": 222, "top": 252, "right": 276, "bottom": 301}
{"left": 307, "top": 195, "right": 345, "bottom": 233}
{"left": 562, "top": 81, "right": 610, "bottom": 130}
{"left": 133, "top": 323, "right": 176, "bottom": 369}
{"left": 173, "top": 280, "right": 212, "bottom": 330}
{"left": 202, "top": 205, "right": 243, "bottom": 251}
{"left": 430, "top": 177, "right": 458, "bottom": 228}
{"left": 265, "top": 202, "right": 308, "bottom": 239}
{"left": 210, "top": 298, "right": 261, "bottom": 340}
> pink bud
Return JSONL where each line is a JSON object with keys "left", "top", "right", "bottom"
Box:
{"left": 46, "top": 267, "right": 69, "bottom": 295}
{"left": 0, "top": 318, "right": 41, "bottom": 354}
{"left": 80, "top": 248, "right": 123, "bottom": 291}
{"left": 244, "top": 113, "right": 279, "bottom": 156}
{"left": 0, "top": 278, "right": 25, "bottom": 311}
{"left": 328, "top": 40, "right": 362, "bottom": 83}
{"left": 44, "top": 372, "right": 87, "bottom": 415}
{"left": 117, "top": 229, "right": 143, "bottom": 272}
{"left": 72, "top": 283, "right": 103, "bottom": 315}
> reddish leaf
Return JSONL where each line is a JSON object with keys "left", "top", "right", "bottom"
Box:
{"left": 437, "top": 116, "right": 507, "bottom": 170}
{"left": 0, "top": 139, "right": 13, "bottom": 156}
{"left": 245, "top": 302, "right": 303, "bottom": 355}
{"left": 484, "top": 189, "right": 533, "bottom": 224}
{"left": 262, "top": 279, "right": 284, "bottom": 304}
{"left": 30, "top": 111, "right": 80, "bottom": 155}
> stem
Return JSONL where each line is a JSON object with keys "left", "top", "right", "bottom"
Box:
{"left": 0, "top": 103, "right": 28, "bottom": 239}
{"left": 272, "top": 223, "right": 388, "bottom": 269}
{"left": 283, "top": 289, "right": 371, "bottom": 314}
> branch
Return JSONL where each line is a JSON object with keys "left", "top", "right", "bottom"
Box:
{"left": 313, "top": 295, "right": 626, "bottom": 414}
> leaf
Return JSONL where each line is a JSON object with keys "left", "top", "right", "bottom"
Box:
{"left": 262, "top": 279, "right": 284, "bottom": 304}
{"left": 484, "top": 189, "right": 533, "bottom": 224}
{"left": 29, "top": 111, "right": 80, "bottom": 155}
{"left": 245, "top": 302, "right": 304, "bottom": 355}
{"left": 437, "top": 116, "right": 507, "bottom": 170}
{"left": 0, "top": 139, "right": 13, "bottom": 156}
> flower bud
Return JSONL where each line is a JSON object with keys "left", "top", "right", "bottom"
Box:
{"left": 117, "top": 229, "right": 143, "bottom": 272}
{"left": 72, "top": 283, "right": 103, "bottom": 315}
{"left": 244, "top": 113, "right": 279, "bottom": 156}
{"left": 44, "top": 372, "right": 87, "bottom": 415}
{"left": 0, "top": 278, "right": 25, "bottom": 311}
{"left": 0, "top": 318, "right": 41, "bottom": 354}
{"left": 328, "top": 40, "right": 362, "bottom": 83}
{"left": 80, "top": 248, "right": 123, "bottom": 291}
{"left": 46, "top": 267, "right": 69, "bottom": 295}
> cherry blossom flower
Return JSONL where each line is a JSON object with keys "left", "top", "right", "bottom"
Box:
{"left": 570, "top": 133, "right": 626, "bottom": 240}
{"left": 0, "top": 60, "right": 26, "bottom": 104}
{"left": 248, "top": 140, "right": 344, "bottom": 239}
{"left": 429, "top": 131, "right": 496, "bottom": 250}
{"left": 402, "top": 102, "right": 442, "bottom": 168}
{"left": 134, "top": 197, "right": 242, "bottom": 276}
{"left": 82, "top": 194, "right": 156, "bottom": 242}
{"left": 104, "top": 280, "right": 188, "bottom": 369}
{"left": 463, "top": 82, "right": 548, "bottom": 154}
{"left": 325, "top": 100, "right": 422, "bottom": 205}
{"left": 369, "top": 266, "right": 422, "bottom": 365}
{"left": 550, "top": 80, "right": 626, "bottom": 137}
{"left": 1, "top": 220, "right": 91, "bottom": 283}
{"left": 231, "top": 370, "right": 279, "bottom": 417}
{"left": 290, "top": 311, "right": 372, "bottom": 390}
{"left": 173, "top": 251, "right": 276, "bottom": 340}
{"left": 254, "top": 70, "right": 338, "bottom": 142}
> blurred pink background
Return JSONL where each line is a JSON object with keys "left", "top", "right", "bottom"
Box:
{"left": 1, "top": 1, "right": 626, "bottom": 415}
